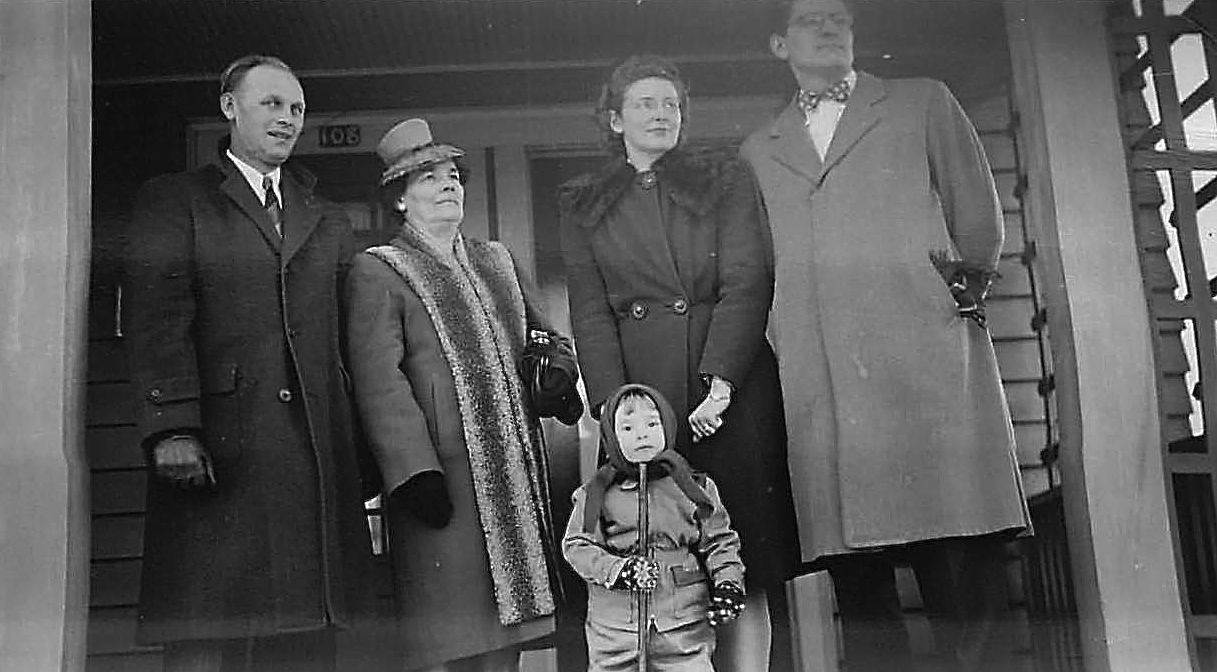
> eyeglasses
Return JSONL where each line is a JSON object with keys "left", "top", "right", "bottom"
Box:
{"left": 624, "top": 97, "right": 681, "bottom": 115}
{"left": 788, "top": 12, "right": 853, "bottom": 31}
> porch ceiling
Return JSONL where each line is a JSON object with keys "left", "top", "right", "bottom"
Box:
{"left": 93, "top": 0, "right": 1009, "bottom": 106}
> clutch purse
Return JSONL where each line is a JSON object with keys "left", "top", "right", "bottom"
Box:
{"left": 518, "top": 328, "right": 584, "bottom": 425}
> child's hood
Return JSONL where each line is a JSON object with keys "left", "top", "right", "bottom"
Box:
{"left": 582, "top": 383, "right": 714, "bottom": 533}
{"left": 599, "top": 382, "right": 679, "bottom": 474}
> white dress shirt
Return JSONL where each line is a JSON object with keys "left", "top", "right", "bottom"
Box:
{"left": 803, "top": 70, "right": 857, "bottom": 159}
{"left": 226, "top": 149, "right": 283, "bottom": 235}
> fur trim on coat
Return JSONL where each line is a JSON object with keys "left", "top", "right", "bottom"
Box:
{"left": 365, "top": 230, "right": 555, "bottom": 627}
{"left": 557, "top": 147, "right": 750, "bottom": 228}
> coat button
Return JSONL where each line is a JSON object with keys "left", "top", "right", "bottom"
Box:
{"left": 277, "top": 388, "right": 293, "bottom": 403}
{"left": 148, "top": 388, "right": 162, "bottom": 401}
{"left": 672, "top": 298, "right": 688, "bottom": 315}
{"left": 630, "top": 301, "right": 648, "bottom": 320}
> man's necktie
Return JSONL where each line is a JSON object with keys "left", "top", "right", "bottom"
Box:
{"left": 797, "top": 79, "right": 852, "bottom": 119}
{"left": 263, "top": 176, "right": 283, "bottom": 238}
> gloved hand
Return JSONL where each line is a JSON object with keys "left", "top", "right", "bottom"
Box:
{"left": 519, "top": 329, "right": 584, "bottom": 425}
{"left": 708, "top": 582, "right": 746, "bottom": 626}
{"left": 395, "top": 471, "right": 453, "bottom": 529}
{"left": 946, "top": 270, "right": 993, "bottom": 328}
{"left": 929, "top": 251, "right": 998, "bottom": 329}
{"left": 612, "top": 556, "right": 660, "bottom": 592}
{"left": 153, "top": 434, "right": 215, "bottom": 489}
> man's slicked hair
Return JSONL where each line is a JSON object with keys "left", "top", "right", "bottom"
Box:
{"left": 219, "top": 54, "right": 294, "bottom": 96}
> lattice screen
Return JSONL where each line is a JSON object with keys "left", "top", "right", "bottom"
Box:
{"left": 1113, "top": 0, "right": 1217, "bottom": 661}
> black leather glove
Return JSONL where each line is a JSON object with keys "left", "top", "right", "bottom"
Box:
{"left": 395, "top": 471, "right": 453, "bottom": 529}
{"left": 947, "top": 271, "right": 994, "bottom": 328}
{"left": 611, "top": 556, "right": 660, "bottom": 592}
{"left": 519, "top": 329, "right": 584, "bottom": 425}
{"left": 929, "top": 251, "right": 999, "bottom": 330}
{"left": 708, "top": 582, "right": 746, "bottom": 626}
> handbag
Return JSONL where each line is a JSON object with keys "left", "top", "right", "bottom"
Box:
{"left": 518, "top": 328, "right": 584, "bottom": 425}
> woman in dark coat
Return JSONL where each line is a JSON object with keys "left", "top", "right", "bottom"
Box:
{"left": 346, "top": 118, "right": 569, "bottom": 672}
{"left": 558, "top": 55, "right": 800, "bottom": 671}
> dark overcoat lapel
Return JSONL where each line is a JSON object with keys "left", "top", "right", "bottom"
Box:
{"left": 281, "top": 172, "right": 325, "bottom": 265}
{"left": 217, "top": 158, "right": 283, "bottom": 252}
{"left": 214, "top": 157, "right": 326, "bottom": 266}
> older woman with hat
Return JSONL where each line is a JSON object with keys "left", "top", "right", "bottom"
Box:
{"left": 345, "top": 118, "right": 571, "bottom": 671}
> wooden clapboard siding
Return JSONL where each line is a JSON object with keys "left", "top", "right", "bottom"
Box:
{"left": 1006, "top": 380, "right": 1047, "bottom": 425}
{"left": 969, "top": 86, "right": 1057, "bottom": 500}
{"left": 87, "top": 425, "right": 143, "bottom": 471}
{"left": 87, "top": 607, "right": 142, "bottom": 656}
{"left": 85, "top": 278, "right": 157, "bottom": 672}
{"left": 85, "top": 382, "right": 135, "bottom": 427}
{"left": 91, "top": 515, "right": 143, "bottom": 561}
{"left": 997, "top": 339, "right": 1048, "bottom": 379}
{"left": 90, "top": 559, "right": 143, "bottom": 608}
{"left": 87, "top": 651, "right": 162, "bottom": 672}
{"left": 91, "top": 471, "right": 146, "bottom": 517}
{"left": 940, "top": 86, "right": 1056, "bottom": 622}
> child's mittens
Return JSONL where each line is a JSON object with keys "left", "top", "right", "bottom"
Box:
{"left": 708, "top": 582, "right": 746, "bottom": 626}
{"left": 612, "top": 556, "right": 660, "bottom": 592}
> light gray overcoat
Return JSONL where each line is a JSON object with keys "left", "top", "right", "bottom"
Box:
{"left": 741, "top": 73, "right": 1030, "bottom": 561}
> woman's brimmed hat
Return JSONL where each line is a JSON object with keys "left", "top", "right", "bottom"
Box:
{"left": 376, "top": 118, "right": 465, "bottom": 186}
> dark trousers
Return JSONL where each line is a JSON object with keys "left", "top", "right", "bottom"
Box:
{"left": 822, "top": 534, "right": 1012, "bottom": 672}
{"left": 162, "top": 629, "right": 337, "bottom": 672}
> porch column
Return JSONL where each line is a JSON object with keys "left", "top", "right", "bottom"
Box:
{"left": 1005, "top": 1, "right": 1191, "bottom": 670}
{"left": 0, "top": 0, "right": 92, "bottom": 670}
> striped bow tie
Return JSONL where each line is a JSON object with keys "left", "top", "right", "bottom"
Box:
{"left": 797, "top": 79, "right": 852, "bottom": 117}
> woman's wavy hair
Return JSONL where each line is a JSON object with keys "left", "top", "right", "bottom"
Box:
{"left": 594, "top": 55, "right": 690, "bottom": 157}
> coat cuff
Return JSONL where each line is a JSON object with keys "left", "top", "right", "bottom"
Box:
{"left": 710, "top": 564, "right": 746, "bottom": 588}
{"left": 381, "top": 461, "right": 445, "bottom": 500}
{"left": 138, "top": 376, "right": 202, "bottom": 452}
{"left": 603, "top": 557, "right": 629, "bottom": 589}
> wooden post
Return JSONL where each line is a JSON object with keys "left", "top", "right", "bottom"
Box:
{"left": 0, "top": 0, "right": 92, "bottom": 670}
{"left": 1005, "top": 1, "right": 1191, "bottom": 670}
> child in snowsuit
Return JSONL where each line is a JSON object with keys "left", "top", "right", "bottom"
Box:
{"left": 563, "top": 383, "right": 746, "bottom": 671}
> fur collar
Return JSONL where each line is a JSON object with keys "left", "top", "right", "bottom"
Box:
{"left": 558, "top": 147, "right": 746, "bottom": 229}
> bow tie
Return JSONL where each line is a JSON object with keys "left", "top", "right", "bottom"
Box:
{"left": 797, "top": 79, "right": 852, "bottom": 117}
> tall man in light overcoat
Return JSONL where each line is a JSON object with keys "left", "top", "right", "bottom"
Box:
{"left": 740, "top": 2, "right": 1031, "bottom": 670}
{"left": 122, "top": 55, "right": 372, "bottom": 672}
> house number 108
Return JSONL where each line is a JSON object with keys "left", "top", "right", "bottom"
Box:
{"left": 318, "top": 124, "right": 362, "bottom": 148}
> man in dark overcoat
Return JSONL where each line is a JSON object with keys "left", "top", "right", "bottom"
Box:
{"left": 122, "top": 54, "right": 372, "bottom": 672}
{"left": 741, "top": 2, "right": 1031, "bottom": 671}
